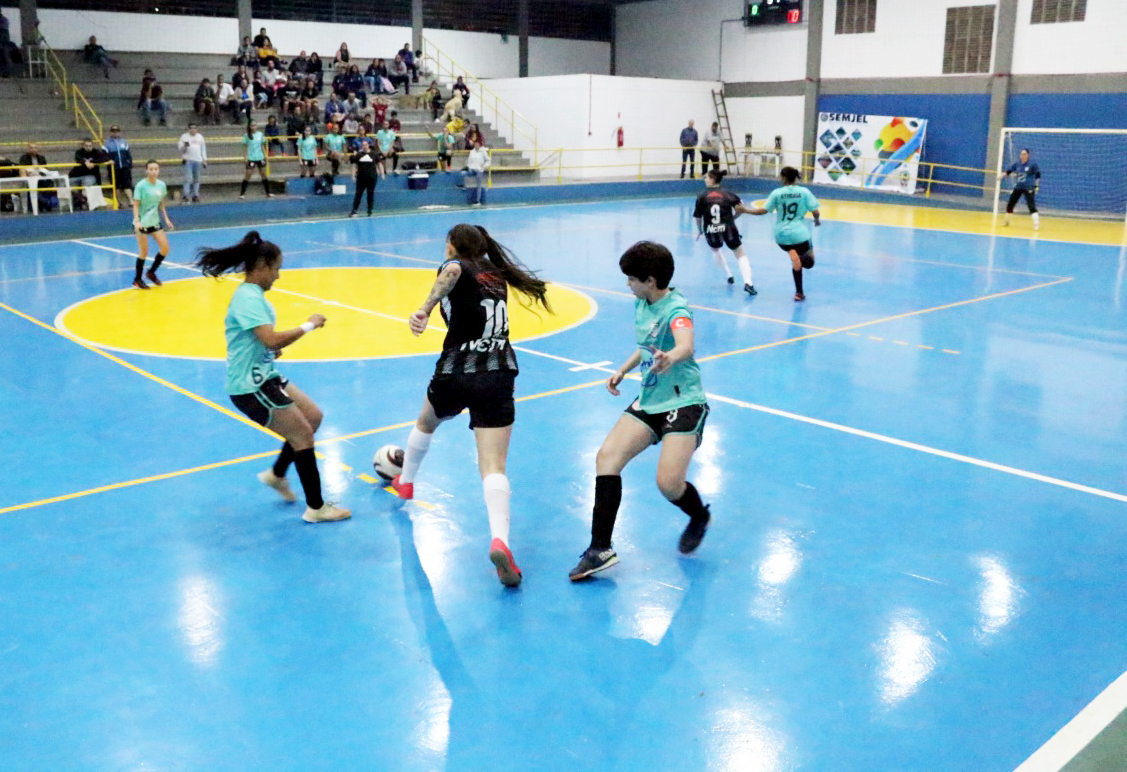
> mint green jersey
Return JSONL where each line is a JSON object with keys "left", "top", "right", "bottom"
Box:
{"left": 633, "top": 289, "right": 705, "bottom": 412}
{"left": 224, "top": 282, "right": 279, "bottom": 395}
{"left": 297, "top": 135, "right": 318, "bottom": 161}
{"left": 765, "top": 184, "right": 819, "bottom": 245}
{"left": 133, "top": 179, "right": 166, "bottom": 228}
{"left": 243, "top": 131, "right": 266, "bottom": 162}
{"left": 324, "top": 133, "right": 345, "bottom": 153}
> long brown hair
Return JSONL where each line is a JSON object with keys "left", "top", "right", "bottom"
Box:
{"left": 447, "top": 224, "right": 551, "bottom": 312}
{"left": 194, "top": 230, "right": 280, "bottom": 277}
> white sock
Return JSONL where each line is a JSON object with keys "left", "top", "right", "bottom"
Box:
{"left": 711, "top": 250, "right": 732, "bottom": 278}
{"left": 1031, "top": 212, "right": 1040, "bottom": 227}
{"left": 737, "top": 254, "right": 753, "bottom": 286}
{"left": 482, "top": 472, "right": 511, "bottom": 544}
{"left": 399, "top": 427, "right": 432, "bottom": 484}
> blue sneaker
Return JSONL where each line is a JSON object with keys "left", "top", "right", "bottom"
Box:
{"left": 568, "top": 546, "right": 619, "bottom": 581}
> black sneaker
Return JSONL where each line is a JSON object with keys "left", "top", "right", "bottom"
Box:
{"left": 348, "top": 210, "right": 357, "bottom": 217}
{"left": 678, "top": 507, "right": 710, "bottom": 555}
{"left": 744, "top": 283, "right": 757, "bottom": 296}
{"left": 727, "top": 276, "right": 735, "bottom": 285}
{"left": 568, "top": 546, "right": 619, "bottom": 581}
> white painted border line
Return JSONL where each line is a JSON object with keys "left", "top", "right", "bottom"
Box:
{"left": 1014, "top": 670, "right": 1127, "bottom": 772}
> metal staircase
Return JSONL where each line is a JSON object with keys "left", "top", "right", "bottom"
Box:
{"left": 711, "top": 89, "right": 739, "bottom": 174}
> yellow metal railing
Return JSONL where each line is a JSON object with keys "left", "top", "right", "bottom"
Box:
{"left": 420, "top": 37, "right": 539, "bottom": 163}
{"left": 0, "top": 161, "right": 118, "bottom": 212}
{"left": 38, "top": 38, "right": 70, "bottom": 111}
{"left": 72, "top": 85, "right": 103, "bottom": 144}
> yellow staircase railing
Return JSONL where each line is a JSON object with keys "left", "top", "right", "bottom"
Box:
{"left": 72, "top": 84, "right": 103, "bottom": 144}
{"left": 37, "top": 37, "right": 70, "bottom": 111}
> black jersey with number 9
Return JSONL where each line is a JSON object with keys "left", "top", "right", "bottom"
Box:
{"left": 693, "top": 188, "right": 742, "bottom": 231}
{"left": 435, "top": 257, "right": 518, "bottom": 376}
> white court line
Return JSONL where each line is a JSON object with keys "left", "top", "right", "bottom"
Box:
{"left": 1014, "top": 670, "right": 1127, "bottom": 772}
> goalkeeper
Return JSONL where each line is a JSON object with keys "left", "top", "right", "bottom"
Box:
{"left": 1001, "top": 148, "right": 1041, "bottom": 231}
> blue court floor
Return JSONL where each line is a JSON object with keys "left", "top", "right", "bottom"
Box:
{"left": 1, "top": 198, "right": 1125, "bottom": 771}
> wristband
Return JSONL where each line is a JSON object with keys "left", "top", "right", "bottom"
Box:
{"left": 300, "top": 321, "right": 316, "bottom": 333}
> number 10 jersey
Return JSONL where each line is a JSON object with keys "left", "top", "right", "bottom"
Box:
{"left": 434, "top": 257, "right": 519, "bottom": 376}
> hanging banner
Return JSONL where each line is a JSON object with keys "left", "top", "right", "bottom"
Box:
{"left": 814, "top": 113, "right": 928, "bottom": 194}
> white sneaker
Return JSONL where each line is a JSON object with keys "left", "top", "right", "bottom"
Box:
{"left": 258, "top": 469, "right": 297, "bottom": 502}
{"left": 1032, "top": 214, "right": 1041, "bottom": 231}
{"left": 302, "top": 502, "right": 352, "bottom": 523}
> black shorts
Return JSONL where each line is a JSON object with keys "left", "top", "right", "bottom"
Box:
{"left": 777, "top": 240, "right": 811, "bottom": 257}
{"left": 115, "top": 168, "right": 133, "bottom": 191}
{"left": 230, "top": 376, "right": 293, "bottom": 426}
{"left": 625, "top": 400, "right": 709, "bottom": 446}
{"left": 137, "top": 225, "right": 163, "bottom": 234}
{"left": 427, "top": 370, "right": 516, "bottom": 429}
{"left": 246, "top": 160, "right": 266, "bottom": 170}
{"left": 300, "top": 159, "right": 316, "bottom": 167}
{"left": 438, "top": 152, "right": 451, "bottom": 162}
{"left": 705, "top": 224, "right": 742, "bottom": 250}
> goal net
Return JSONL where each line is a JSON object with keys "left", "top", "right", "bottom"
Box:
{"left": 994, "top": 128, "right": 1127, "bottom": 221}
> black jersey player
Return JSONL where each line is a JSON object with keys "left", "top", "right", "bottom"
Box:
{"left": 693, "top": 170, "right": 756, "bottom": 295}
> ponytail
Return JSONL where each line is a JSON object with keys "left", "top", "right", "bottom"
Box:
{"left": 780, "top": 166, "right": 800, "bottom": 184}
{"left": 707, "top": 169, "right": 727, "bottom": 185}
{"left": 446, "top": 223, "right": 552, "bottom": 313}
{"left": 194, "top": 230, "right": 280, "bottom": 278}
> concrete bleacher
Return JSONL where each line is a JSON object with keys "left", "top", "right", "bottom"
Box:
{"left": 7, "top": 50, "right": 537, "bottom": 203}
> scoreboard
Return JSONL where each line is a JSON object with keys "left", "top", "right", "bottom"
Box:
{"left": 745, "top": 0, "right": 803, "bottom": 26}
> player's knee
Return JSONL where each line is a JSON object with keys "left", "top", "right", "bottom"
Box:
{"left": 595, "top": 444, "right": 626, "bottom": 475}
{"left": 656, "top": 468, "right": 686, "bottom": 500}
{"left": 305, "top": 405, "right": 323, "bottom": 432}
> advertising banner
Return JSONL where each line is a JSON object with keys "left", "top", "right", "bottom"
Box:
{"left": 814, "top": 113, "right": 928, "bottom": 194}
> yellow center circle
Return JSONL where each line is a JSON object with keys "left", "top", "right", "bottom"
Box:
{"left": 55, "top": 267, "right": 596, "bottom": 361}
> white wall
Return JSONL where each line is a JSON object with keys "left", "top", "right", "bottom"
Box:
{"left": 1012, "top": 0, "right": 1127, "bottom": 75}
{"left": 724, "top": 95, "right": 805, "bottom": 160}
{"left": 529, "top": 38, "right": 611, "bottom": 77}
{"left": 821, "top": 0, "right": 998, "bottom": 79}
{"left": 39, "top": 9, "right": 237, "bottom": 54}
{"left": 617, "top": 0, "right": 741, "bottom": 81}
{"left": 483, "top": 74, "right": 720, "bottom": 178}
{"left": 721, "top": 22, "right": 807, "bottom": 83}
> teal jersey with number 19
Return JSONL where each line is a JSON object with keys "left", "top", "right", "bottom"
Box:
{"left": 225, "top": 282, "right": 279, "bottom": 395}
{"left": 765, "top": 184, "right": 819, "bottom": 245}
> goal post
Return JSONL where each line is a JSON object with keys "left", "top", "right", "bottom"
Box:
{"left": 994, "top": 128, "right": 1127, "bottom": 223}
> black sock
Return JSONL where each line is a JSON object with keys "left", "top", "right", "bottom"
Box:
{"left": 272, "top": 442, "right": 295, "bottom": 477}
{"left": 590, "top": 474, "right": 622, "bottom": 551}
{"left": 793, "top": 269, "right": 804, "bottom": 294}
{"left": 240, "top": 179, "right": 249, "bottom": 195}
{"left": 134, "top": 258, "right": 145, "bottom": 281}
{"left": 293, "top": 448, "right": 324, "bottom": 509}
{"left": 150, "top": 253, "right": 166, "bottom": 272}
{"left": 672, "top": 481, "right": 708, "bottom": 521}
{"left": 262, "top": 177, "right": 271, "bottom": 195}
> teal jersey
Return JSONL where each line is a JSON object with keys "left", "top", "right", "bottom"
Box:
{"left": 297, "top": 135, "right": 318, "bottom": 161}
{"left": 132, "top": 179, "right": 166, "bottom": 228}
{"left": 243, "top": 131, "right": 266, "bottom": 162}
{"left": 224, "top": 282, "right": 279, "bottom": 395}
{"left": 324, "top": 133, "right": 345, "bottom": 153}
{"left": 375, "top": 129, "right": 395, "bottom": 154}
{"left": 765, "top": 184, "right": 819, "bottom": 245}
{"left": 633, "top": 289, "right": 705, "bottom": 412}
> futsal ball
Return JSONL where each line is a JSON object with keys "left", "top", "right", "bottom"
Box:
{"left": 373, "top": 444, "right": 405, "bottom": 481}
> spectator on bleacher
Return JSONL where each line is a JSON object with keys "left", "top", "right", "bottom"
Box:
{"left": 264, "top": 115, "right": 283, "bottom": 156}
{"left": 331, "top": 70, "right": 349, "bottom": 100}
{"left": 424, "top": 81, "right": 443, "bottom": 121}
{"left": 194, "top": 78, "right": 218, "bottom": 124}
{"left": 80, "top": 36, "right": 118, "bottom": 78}
{"left": 462, "top": 122, "right": 483, "bottom": 150}
{"left": 69, "top": 138, "right": 105, "bottom": 189}
{"left": 261, "top": 62, "right": 281, "bottom": 103}
{"left": 18, "top": 143, "right": 47, "bottom": 176}
{"left": 351, "top": 125, "right": 372, "bottom": 153}
{"left": 332, "top": 42, "right": 351, "bottom": 74}
{"left": 452, "top": 76, "right": 470, "bottom": 108}
{"left": 323, "top": 123, "right": 345, "bottom": 176}
{"left": 372, "top": 96, "right": 390, "bottom": 126}
{"left": 342, "top": 114, "right": 359, "bottom": 137}
{"left": 324, "top": 93, "right": 345, "bottom": 124}
{"left": 234, "top": 77, "right": 254, "bottom": 122}
{"left": 279, "top": 74, "right": 302, "bottom": 115}
{"left": 398, "top": 43, "right": 418, "bottom": 83}
{"left": 0, "top": 12, "right": 13, "bottom": 79}
{"left": 375, "top": 121, "right": 397, "bottom": 179}
{"left": 389, "top": 55, "right": 410, "bottom": 95}
{"left": 342, "top": 91, "right": 363, "bottom": 119}
{"left": 252, "top": 27, "right": 270, "bottom": 48}
{"left": 297, "top": 125, "right": 318, "bottom": 178}
{"left": 463, "top": 138, "right": 490, "bottom": 206}
{"left": 252, "top": 70, "right": 270, "bottom": 108}
{"left": 286, "top": 105, "right": 308, "bottom": 155}
{"left": 273, "top": 68, "right": 291, "bottom": 107}
{"left": 290, "top": 51, "right": 309, "bottom": 77}
{"left": 700, "top": 121, "right": 721, "bottom": 175}
{"left": 179, "top": 123, "right": 207, "bottom": 203}
{"left": 240, "top": 120, "right": 273, "bottom": 198}
{"left": 387, "top": 110, "right": 402, "bottom": 133}
{"left": 232, "top": 64, "right": 251, "bottom": 90}
{"left": 255, "top": 32, "right": 278, "bottom": 68}
{"left": 349, "top": 139, "right": 377, "bottom": 218}
{"left": 363, "top": 59, "right": 382, "bottom": 96}
{"left": 299, "top": 76, "right": 320, "bottom": 116}
{"left": 679, "top": 119, "right": 698, "bottom": 179}
{"left": 445, "top": 114, "right": 467, "bottom": 139}
{"left": 359, "top": 112, "right": 375, "bottom": 135}
{"left": 234, "top": 36, "right": 257, "bottom": 67}
{"left": 345, "top": 65, "right": 367, "bottom": 106}
{"left": 138, "top": 70, "right": 169, "bottom": 126}
{"left": 103, "top": 125, "right": 134, "bottom": 204}
{"left": 215, "top": 74, "right": 236, "bottom": 122}
{"left": 307, "top": 52, "right": 324, "bottom": 91}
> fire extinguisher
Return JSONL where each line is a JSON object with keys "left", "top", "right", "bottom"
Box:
{"left": 616, "top": 126, "right": 624, "bottom": 147}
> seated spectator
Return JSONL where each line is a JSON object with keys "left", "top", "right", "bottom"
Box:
{"left": 261, "top": 61, "right": 280, "bottom": 98}
{"left": 231, "top": 64, "right": 251, "bottom": 89}
{"left": 452, "top": 76, "right": 470, "bottom": 108}
{"left": 137, "top": 69, "right": 168, "bottom": 126}
{"left": 414, "top": 49, "right": 427, "bottom": 78}
{"left": 342, "top": 114, "right": 359, "bottom": 136}
{"left": 299, "top": 76, "right": 320, "bottom": 115}
{"left": 331, "top": 71, "right": 350, "bottom": 100}
{"left": 359, "top": 112, "right": 375, "bottom": 135}
{"left": 273, "top": 69, "right": 294, "bottom": 109}
{"left": 103, "top": 125, "right": 134, "bottom": 204}
{"left": 387, "top": 110, "right": 402, "bottom": 132}
{"left": 350, "top": 125, "right": 371, "bottom": 153}
{"left": 307, "top": 52, "right": 324, "bottom": 91}
{"left": 289, "top": 50, "right": 309, "bottom": 77}
{"left": 324, "top": 93, "right": 345, "bottom": 124}
{"left": 252, "top": 27, "right": 270, "bottom": 49}
{"left": 445, "top": 115, "right": 467, "bottom": 138}
{"left": 233, "top": 35, "right": 257, "bottom": 67}
{"left": 424, "top": 81, "right": 443, "bottom": 121}
{"left": 371, "top": 96, "right": 390, "bottom": 126}
{"left": 332, "top": 42, "right": 351, "bottom": 74}
{"left": 286, "top": 104, "right": 308, "bottom": 155}
{"left": 345, "top": 65, "right": 367, "bottom": 106}
{"left": 69, "top": 138, "right": 106, "bottom": 208}
{"left": 362, "top": 59, "right": 381, "bottom": 95}
{"left": 80, "top": 36, "right": 118, "bottom": 78}
{"left": 264, "top": 114, "right": 283, "bottom": 156}
{"left": 342, "top": 91, "right": 364, "bottom": 118}
{"left": 18, "top": 143, "right": 56, "bottom": 211}
{"left": 389, "top": 55, "right": 410, "bottom": 94}
{"left": 252, "top": 70, "right": 270, "bottom": 108}
{"left": 388, "top": 111, "right": 405, "bottom": 167}
{"left": 397, "top": 43, "right": 418, "bottom": 82}
{"left": 256, "top": 33, "right": 278, "bottom": 67}
{"left": 233, "top": 77, "right": 254, "bottom": 122}
{"left": 194, "top": 78, "right": 218, "bottom": 123}
{"left": 215, "top": 74, "right": 237, "bottom": 122}
{"left": 463, "top": 122, "right": 483, "bottom": 150}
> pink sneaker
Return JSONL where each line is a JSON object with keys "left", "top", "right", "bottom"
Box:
{"left": 391, "top": 474, "right": 414, "bottom": 500}
{"left": 489, "top": 538, "right": 522, "bottom": 588}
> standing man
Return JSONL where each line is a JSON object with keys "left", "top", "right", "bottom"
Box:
{"left": 179, "top": 123, "right": 207, "bottom": 204}
{"left": 1001, "top": 148, "right": 1041, "bottom": 231}
{"left": 463, "top": 139, "right": 490, "bottom": 206}
{"left": 700, "top": 121, "right": 722, "bottom": 176}
{"left": 103, "top": 125, "right": 134, "bottom": 205}
{"left": 679, "top": 119, "right": 698, "bottom": 180}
